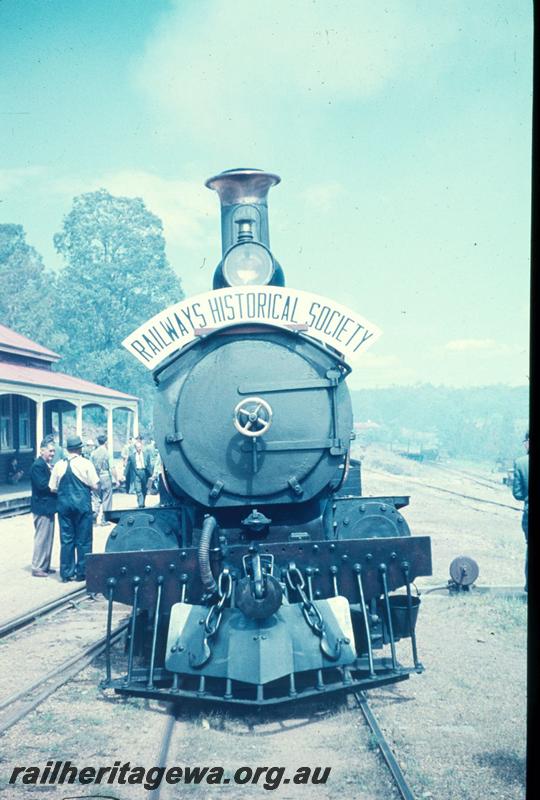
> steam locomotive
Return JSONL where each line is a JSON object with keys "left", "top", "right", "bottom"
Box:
{"left": 86, "top": 169, "right": 432, "bottom": 706}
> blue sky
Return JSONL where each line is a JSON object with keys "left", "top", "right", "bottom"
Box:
{"left": 0, "top": 0, "right": 532, "bottom": 389}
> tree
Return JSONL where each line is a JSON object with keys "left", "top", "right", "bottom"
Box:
{"left": 54, "top": 190, "right": 184, "bottom": 422}
{"left": 0, "top": 224, "right": 65, "bottom": 351}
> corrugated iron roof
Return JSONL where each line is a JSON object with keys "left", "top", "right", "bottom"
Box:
{"left": 0, "top": 323, "right": 60, "bottom": 362}
{"left": 0, "top": 360, "right": 138, "bottom": 403}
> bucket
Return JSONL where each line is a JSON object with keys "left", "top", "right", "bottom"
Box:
{"left": 384, "top": 594, "right": 421, "bottom": 638}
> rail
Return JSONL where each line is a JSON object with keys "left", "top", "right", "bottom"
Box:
{"left": 364, "top": 467, "right": 521, "bottom": 512}
{"left": 0, "top": 587, "right": 90, "bottom": 640}
{"left": 0, "top": 621, "right": 129, "bottom": 735}
{"left": 354, "top": 691, "right": 416, "bottom": 800}
{"left": 147, "top": 704, "right": 178, "bottom": 800}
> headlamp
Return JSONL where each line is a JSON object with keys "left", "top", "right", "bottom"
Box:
{"left": 222, "top": 242, "right": 274, "bottom": 287}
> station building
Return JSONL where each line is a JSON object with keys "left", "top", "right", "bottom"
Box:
{"left": 0, "top": 323, "right": 138, "bottom": 489}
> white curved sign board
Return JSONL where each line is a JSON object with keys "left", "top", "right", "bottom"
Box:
{"left": 123, "top": 286, "right": 382, "bottom": 370}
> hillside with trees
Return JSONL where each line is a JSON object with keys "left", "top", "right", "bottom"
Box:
{"left": 351, "top": 384, "right": 529, "bottom": 462}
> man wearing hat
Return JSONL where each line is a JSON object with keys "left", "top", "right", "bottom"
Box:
{"left": 512, "top": 431, "right": 529, "bottom": 592}
{"left": 49, "top": 434, "right": 100, "bottom": 583}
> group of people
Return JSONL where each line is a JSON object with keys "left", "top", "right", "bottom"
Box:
{"left": 30, "top": 432, "right": 160, "bottom": 583}
{"left": 28, "top": 427, "right": 529, "bottom": 588}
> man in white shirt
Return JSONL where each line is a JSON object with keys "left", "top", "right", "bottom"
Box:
{"left": 49, "top": 434, "right": 99, "bottom": 583}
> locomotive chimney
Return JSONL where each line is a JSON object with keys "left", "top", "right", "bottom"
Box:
{"left": 205, "top": 168, "right": 284, "bottom": 289}
{"left": 205, "top": 168, "right": 280, "bottom": 255}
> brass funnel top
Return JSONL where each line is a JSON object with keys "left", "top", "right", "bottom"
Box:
{"left": 205, "top": 168, "right": 281, "bottom": 206}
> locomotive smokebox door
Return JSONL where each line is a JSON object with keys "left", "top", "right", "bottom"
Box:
{"left": 156, "top": 328, "right": 353, "bottom": 507}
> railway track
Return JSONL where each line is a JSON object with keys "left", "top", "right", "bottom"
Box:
{"left": 364, "top": 467, "right": 521, "bottom": 512}
{"left": 0, "top": 590, "right": 419, "bottom": 799}
{"left": 148, "top": 693, "right": 417, "bottom": 800}
{"left": 430, "top": 462, "right": 508, "bottom": 492}
{"left": 0, "top": 589, "right": 417, "bottom": 797}
{"left": 354, "top": 691, "right": 415, "bottom": 800}
{"left": 0, "top": 587, "right": 90, "bottom": 640}
{"left": 0, "top": 620, "right": 129, "bottom": 735}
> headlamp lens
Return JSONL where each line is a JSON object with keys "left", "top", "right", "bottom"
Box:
{"left": 222, "top": 243, "right": 274, "bottom": 286}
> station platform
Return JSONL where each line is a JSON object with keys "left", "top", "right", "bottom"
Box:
{"left": 0, "top": 482, "right": 31, "bottom": 518}
{"left": 0, "top": 492, "right": 159, "bottom": 625}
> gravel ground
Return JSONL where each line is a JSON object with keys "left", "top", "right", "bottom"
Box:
{"left": 0, "top": 453, "right": 527, "bottom": 799}
{"left": 358, "top": 447, "right": 526, "bottom": 589}
{"left": 370, "top": 593, "right": 526, "bottom": 800}
{"left": 0, "top": 595, "right": 128, "bottom": 712}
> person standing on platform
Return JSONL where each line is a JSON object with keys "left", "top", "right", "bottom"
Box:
{"left": 144, "top": 437, "right": 159, "bottom": 470}
{"left": 82, "top": 439, "right": 95, "bottom": 459}
{"left": 46, "top": 433, "right": 66, "bottom": 465}
{"left": 512, "top": 430, "right": 529, "bottom": 592}
{"left": 121, "top": 436, "right": 135, "bottom": 493}
{"left": 91, "top": 433, "right": 118, "bottom": 525}
{"left": 125, "top": 437, "right": 152, "bottom": 508}
{"left": 121, "top": 436, "right": 134, "bottom": 465}
{"left": 30, "top": 439, "right": 57, "bottom": 577}
{"left": 49, "top": 434, "right": 99, "bottom": 583}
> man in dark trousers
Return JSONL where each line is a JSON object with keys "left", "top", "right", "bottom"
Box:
{"left": 125, "top": 436, "right": 153, "bottom": 508}
{"left": 512, "top": 430, "right": 529, "bottom": 592}
{"left": 30, "top": 438, "right": 57, "bottom": 577}
{"left": 49, "top": 434, "right": 99, "bottom": 583}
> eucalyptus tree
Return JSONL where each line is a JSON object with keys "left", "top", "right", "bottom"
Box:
{"left": 54, "top": 190, "right": 184, "bottom": 420}
{"left": 0, "top": 223, "right": 65, "bottom": 351}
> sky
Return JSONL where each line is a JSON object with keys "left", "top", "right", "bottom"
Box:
{"left": 0, "top": 0, "right": 532, "bottom": 390}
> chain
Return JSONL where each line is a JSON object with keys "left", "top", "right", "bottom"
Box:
{"left": 204, "top": 569, "right": 232, "bottom": 638}
{"left": 286, "top": 564, "right": 324, "bottom": 636}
